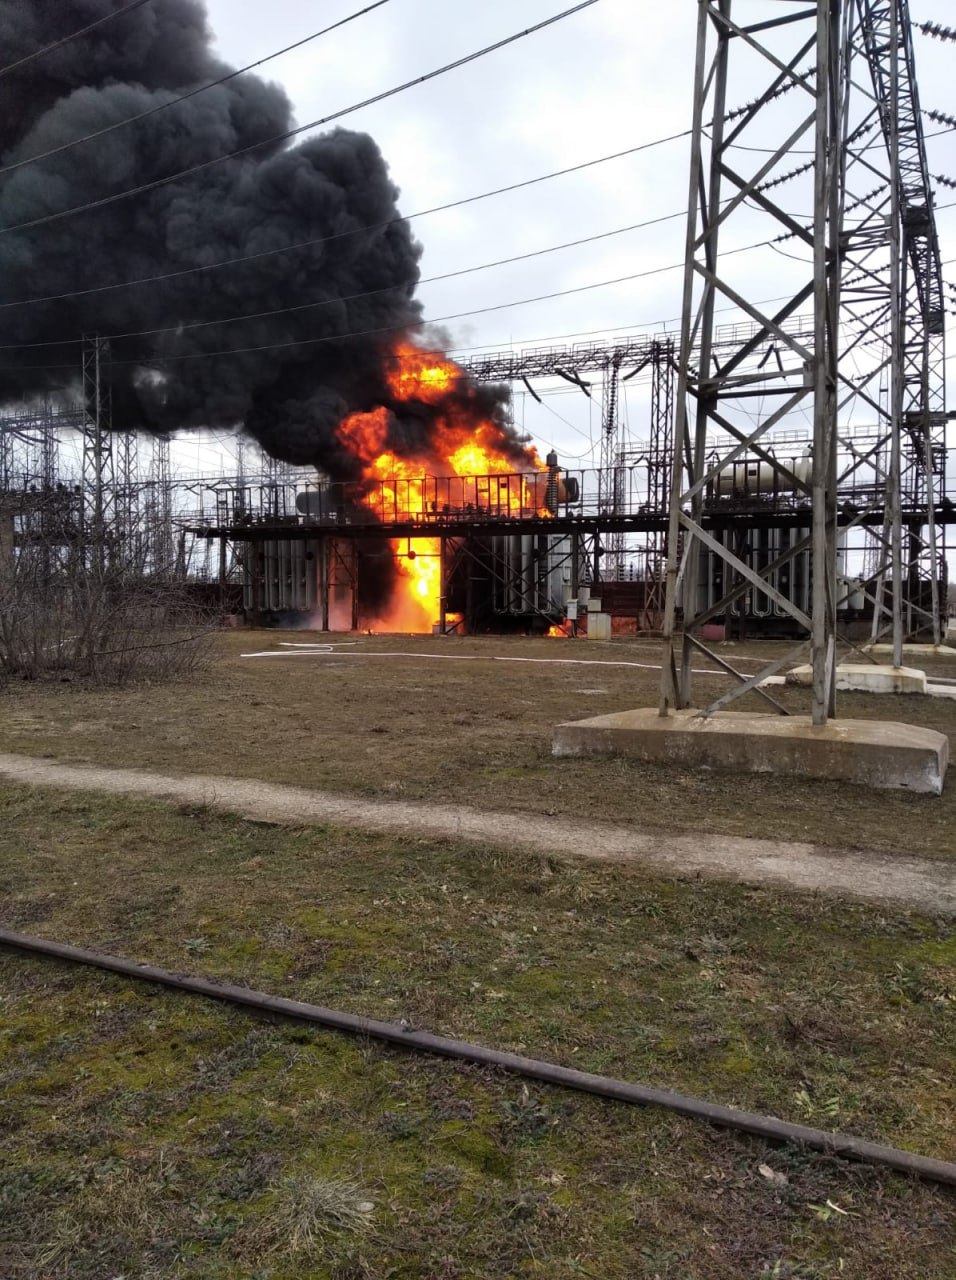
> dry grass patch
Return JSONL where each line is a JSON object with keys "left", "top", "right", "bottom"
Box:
{"left": 0, "top": 630, "right": 954, "bottom": 859}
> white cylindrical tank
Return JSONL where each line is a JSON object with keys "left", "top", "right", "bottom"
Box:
{"left": 714, "top": 456, "right": 812, "bottom": 497}
{"left": 835, "top": 572, "right": 866, "bottom": 613}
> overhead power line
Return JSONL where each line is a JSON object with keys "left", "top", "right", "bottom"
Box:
{"left": 4, "top": 220, "right": 950, "bottom": 372}
{"left": 0, "top": 211, "right": 691, "bottom": 350}
{"left": 1, "top": 238, "right": 773, "bottom": 373}
{"left": 97, "top": 185, "right": 952, "bottom": 347}
{"left": 0, "top": 134, "right": 689, "bottom": 311}
{"left": 0, "top": 0, "right": 602, "bottom": 239}
{"left": 0, "top": 0, "right": 153, "bottom": 79}
{"left": 0, "top": 0, "right": 393, "bottom": 181}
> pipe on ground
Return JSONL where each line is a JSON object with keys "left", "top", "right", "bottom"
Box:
{"left": 2, "top": 925, "right": 954, "bottom": 1188}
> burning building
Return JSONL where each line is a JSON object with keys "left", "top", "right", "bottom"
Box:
{"left": 0, "top": 0, "right": 584, "bottom": 629}
{"left": 250, "top": 338, "right": 586, "bottom": 634}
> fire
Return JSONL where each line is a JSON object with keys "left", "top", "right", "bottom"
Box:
{"left": 335, "top": 339, "right": 548, "bottom": 632}
{"left": 385, "top": 345, "right": 457, "bottom": 403}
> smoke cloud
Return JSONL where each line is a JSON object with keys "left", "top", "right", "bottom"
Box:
{"left": 0, "top": 0, "right": 517, "bottom": 478}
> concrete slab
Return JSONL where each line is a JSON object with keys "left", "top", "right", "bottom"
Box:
{"left": 865, "top": 643, "right": 956, "bottom": 663}
{"left": 786, "top": 663, "right": 928, "bottom": 695}
{"left": 552, "top": 708, "right": 948, "bottom": 794}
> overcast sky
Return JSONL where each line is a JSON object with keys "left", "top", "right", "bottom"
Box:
{"left": 174, "top": 0, "right": 955, "bottom": 475}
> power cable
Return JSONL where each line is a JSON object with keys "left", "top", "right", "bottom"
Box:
{"left": 0, "top": 238, "right": 772, "bottom": 373}
{"left": 141, "top": 242, "right": 956, "bottom": 360}
{"left": 8, "top": 236, "right": 943, "bottom": 374}
{"left": 0, "top": 136, "right": 690, "bottom": 311}
{"left": 271, "top": 174, "right": 956, "bottom": 378}
{"left": 0, "top": 211, "right": 690, "bottom": 350}
{"left": 0, "top": 0, "right": 605, "bottom": 238}
{"left": 446, "top": 247, "right": 956, "bottom": 356}
{"left": 0, "top": 0, "right": 393, "bottom": 181}
{"left": 0, "top": 0, "right": 153, "bottom": 79}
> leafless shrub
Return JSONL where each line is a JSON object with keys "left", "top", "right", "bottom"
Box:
{"left": 0, "top": 504, "right": 213, "bottom": 686}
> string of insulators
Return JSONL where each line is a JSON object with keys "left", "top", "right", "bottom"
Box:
{"left": 760, "top": 159, "right": 814, "bottom": 191}
{"left": 724, "top": 64, "right": 815, "bottom": 123}
{"left": 771, "top": 184, "right": 884, "bottom": 245}
{"left": 917, "top": 21, "right": 956, "bottom": 43}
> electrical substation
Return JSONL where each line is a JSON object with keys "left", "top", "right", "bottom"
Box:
{"left": 0, "top": 0, "right": 953, "bottom": 788}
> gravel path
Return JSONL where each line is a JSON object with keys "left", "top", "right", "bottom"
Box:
{"left": 1, "top": 752, "right": 952, "bottom": 913}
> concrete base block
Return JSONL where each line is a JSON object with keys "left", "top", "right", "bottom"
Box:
{"left": 786, "top": 663, "right": 928, "bottom": 695}
{"left": 552, "top": 708, "right": 948, "bottom": 794}
{"left": 865, "top": 643, "right": 956, "bottom": 663}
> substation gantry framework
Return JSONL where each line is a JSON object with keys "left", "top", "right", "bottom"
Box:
{"left": 4, "top": 357, "right": 178, "bottom": 577}
{"left": 460, "top": 335, "right": 679, "bottom": 580}
{"left": 659, "top": 0, "right": 949, "bottom": 726}
{"left": 81, "top": 335, "right": 114, "bottom": 574}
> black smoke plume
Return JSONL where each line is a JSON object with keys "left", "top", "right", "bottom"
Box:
{"left": 0, "top": 0, "right": 515, "bottom": 479}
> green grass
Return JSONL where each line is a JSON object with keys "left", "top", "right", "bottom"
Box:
{"left": 1, "top": 784, "right": 954, "bottom": 1278}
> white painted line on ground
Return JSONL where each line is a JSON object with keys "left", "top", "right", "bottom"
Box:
{"left": 239, "top": 649, "right": 739, "bottom": 676}
{"left": 269, "top": 640, "right": 772, "bottom": 666}
{"left": 278, "top": 641, "right": 362, "bottom": 648}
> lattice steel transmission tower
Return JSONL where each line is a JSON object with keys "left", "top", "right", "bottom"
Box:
{"left": 146, "top": 435, "right": 176, "bottom": 576}
{"left": 854, "top": 2, "right": 947, "bottom": 649}
{"left": 598, "top": 351, "right": 623, "bottom": 523}
{"left": 81, "top": 335, "right": 114, "bottom": 574}
{"left": 660, "top": 0, "right": 947, "bottom": 726}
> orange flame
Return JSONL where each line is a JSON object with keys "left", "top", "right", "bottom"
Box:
{"left": 336, "top": 339, "right": 547, "bottom": 632}
{"left": 385, "top": 345, "right": 458, "bottom": 403}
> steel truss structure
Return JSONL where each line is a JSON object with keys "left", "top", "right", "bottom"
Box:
{"left": 460, "top": 335, "right": 675, "bottom": 583}
{"left": 81, "top": 336, "right": 114, "bottom": 573}
{"left": 2, "top": 390, "right": 180, "bottom": 578}
{"left": 853, "top": 2, "right": 947, "bottom": 649}
{"left": 659, "top": 0, "right": 949, "bottom": 726}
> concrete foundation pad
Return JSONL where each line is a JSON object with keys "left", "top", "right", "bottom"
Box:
{"left": 786, "top": 663, "right": 928, "bottom": 695}
{"left": 865, "top": 643, "right": 956, "bottom": 663}
{"left": 552, "top": 708, "right": 948, "bottom": 794}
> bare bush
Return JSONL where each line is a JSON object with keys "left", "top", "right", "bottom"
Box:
{"left": 0, "top": 512, "right": 214, "bottom": 686}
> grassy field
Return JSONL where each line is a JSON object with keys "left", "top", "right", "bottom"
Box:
{"left": 0, "top": 630, "right": 954, "bottom": 859}
{"left": 1, "top": 784, "right": 954, "bottom": 1278}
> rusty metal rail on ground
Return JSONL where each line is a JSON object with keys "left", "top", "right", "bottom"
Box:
{"left": 2, "top": 926, "right": 955, "bottom": 1188}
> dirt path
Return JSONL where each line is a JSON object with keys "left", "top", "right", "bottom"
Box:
{"left": 1, "top": 752, "right": 952, "bottom": 913}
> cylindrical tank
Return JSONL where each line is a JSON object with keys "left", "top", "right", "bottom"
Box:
{"left": 837, "top": 576, "right": 866, "bottom": 612}
{"left": 713, "top": 456, "right": 812, "bottom": 498}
